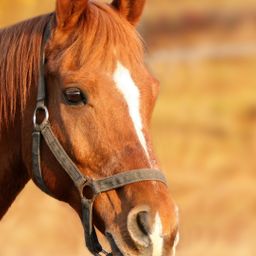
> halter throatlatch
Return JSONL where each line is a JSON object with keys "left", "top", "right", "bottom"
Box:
{"left": 32, "top": 20, "right": 167, "bottom": 256}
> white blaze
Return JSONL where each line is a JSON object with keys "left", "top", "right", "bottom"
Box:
{"left": 113, "top": 62, "right": 150, "bottom": 160}
{"left": 150, "top": 213, "right": 164, "bottom": 256}
{"left": 172, "top": 232, "right": 180, "bottom": 256}
{"left": 173, "top": 206, "right": 180, "bottom": 255}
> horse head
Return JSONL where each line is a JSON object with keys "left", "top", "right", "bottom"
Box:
{"left": 22, "top": 0, "right": 179, "bottom": 255}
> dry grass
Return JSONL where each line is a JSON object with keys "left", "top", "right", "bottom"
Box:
{"left": 1, "top": 1, "right": 256, "bottom": 256}
{"left": 145, "top": 0, "right": 256, "bottom": 19}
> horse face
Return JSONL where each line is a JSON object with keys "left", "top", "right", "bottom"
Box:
{"left": 41, "top": 0, "right": 179, "bottom": 255}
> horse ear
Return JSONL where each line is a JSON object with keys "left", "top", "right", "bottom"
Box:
{"left": 112, "top": 0, "right": 146, "bottom": 25}
{"left": 56, "top": 0, "right": 88, "bottom": 30}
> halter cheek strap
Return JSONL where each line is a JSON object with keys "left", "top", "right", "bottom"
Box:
{"left": 32, "top": 21, "right": 167, "bottom": 256}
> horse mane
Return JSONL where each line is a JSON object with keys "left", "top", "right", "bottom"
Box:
{"left": 0, "top": 1, "right": 144, "bottom": 130}
{"left": 0, "top": 14, "right": 52, "bottom": 129}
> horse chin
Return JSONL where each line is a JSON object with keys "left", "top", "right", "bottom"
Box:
{"left": 105, "top": 231, "right": 176, "bottom": 256}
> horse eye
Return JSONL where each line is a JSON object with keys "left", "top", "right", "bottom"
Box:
{"left": 64, "top": 88, "right": 87, "bottom": 105}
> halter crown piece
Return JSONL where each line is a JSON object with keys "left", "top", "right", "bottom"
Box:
{"left": 32, "top": 19, "right": 167, "bottom": 256}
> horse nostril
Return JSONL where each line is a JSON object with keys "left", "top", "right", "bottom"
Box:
{"left": 136, "top": 211, "right": 150, "bottom": 235}
{"left": 127, "top": 207, "right": 151, "bottom": 247}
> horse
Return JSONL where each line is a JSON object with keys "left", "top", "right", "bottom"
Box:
{"left": 0, "top": 0, "right": 179, "bottom": 255}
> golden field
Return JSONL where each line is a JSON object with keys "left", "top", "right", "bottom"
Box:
{"left": 1, "top": 1, "right": 256, "bottom": 255}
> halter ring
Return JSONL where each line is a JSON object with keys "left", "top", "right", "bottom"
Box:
{"left": 33, "top": 105, "right": 49, "bottom": 129}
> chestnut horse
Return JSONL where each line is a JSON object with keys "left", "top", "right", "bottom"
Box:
{"left": 0, "top": 0, "right": 179, "bottom": 255}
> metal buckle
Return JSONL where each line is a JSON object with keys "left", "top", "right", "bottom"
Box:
{"left": 33, "top": 105, "right": 49, "bottom": 129}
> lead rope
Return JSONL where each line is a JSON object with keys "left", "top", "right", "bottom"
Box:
{"left": 32, "top": 19, "right": 167, "bottom": 256}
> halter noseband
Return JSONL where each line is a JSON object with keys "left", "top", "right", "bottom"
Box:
{"left": 32, "top": 21, "right": 167, "bottom": 256}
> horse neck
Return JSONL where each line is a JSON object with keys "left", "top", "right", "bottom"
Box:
{"left": 0, "top": 121, "right": 29, "bottom": 219}
{"left": 0, "top": 16, "right": 50, "bottom": 219}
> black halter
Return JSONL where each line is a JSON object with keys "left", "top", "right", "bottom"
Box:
{"left": 32, "top": 21, "right": 167, "bottom": 256}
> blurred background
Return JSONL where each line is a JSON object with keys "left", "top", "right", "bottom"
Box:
{"left": 1, "top": 0, "right": 256, "bottom": 255}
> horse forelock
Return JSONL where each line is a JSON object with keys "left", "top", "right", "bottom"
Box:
{"left": 47, "top": 1, "right": 144, "bottom": 73}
